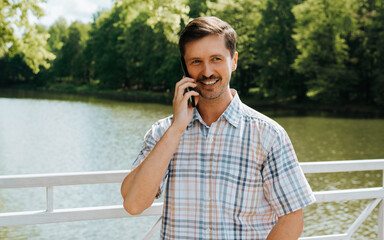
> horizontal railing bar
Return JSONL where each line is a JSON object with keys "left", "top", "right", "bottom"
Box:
{"left": 0, "top": 170, "right": 129, "bottom": 189}
{"left": 1, "top": 159, "right": 383, "bottom": 189}
{"left": 0, "top": 203, "right": 163, "bottom": 227}
{"left": 1, "top": 188, "right": 382, "bottom": 227}
{"left": 313, "top": 188, "right": 384, "bottom": 203}
{"left": 299, "top": 233, "right": 348, "bottom": 240}
{"left": 300, "top": 159, "right": 384, "bottom": 173}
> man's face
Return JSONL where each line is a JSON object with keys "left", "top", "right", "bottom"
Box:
{"left": 184, "top": 35, "right": 238, "bottom": 101}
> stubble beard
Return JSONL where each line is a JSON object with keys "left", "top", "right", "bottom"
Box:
{"left": 196, "top": 81, "right": 229, "bottom": 101}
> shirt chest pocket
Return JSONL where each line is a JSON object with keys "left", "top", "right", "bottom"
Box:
{"left": 215, "top": 160, "right": 265, "bottom": 217}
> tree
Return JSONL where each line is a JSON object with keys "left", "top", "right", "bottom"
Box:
{"left": 86, "top": 6, "right": 126, "bottom": 88}
{"left": 370, "top": 2, "right": 384, "bottom": 106}
{"left": 122, "top": 11, "right": 180, "bottom": 91}
{"left": 254, "top": 0, "right": 307, "bottom": 101}
{"left": 292, "top": 0, "right": 358, "bottom": 104}
{"left": 118, "top": 0, "right": 190, "bottom": 44}
{"left": 347, "top": 0, "right": 384, "bottom": 105}
{"left": 53, "top": 21, "right": 89, "bottom": 82}
{"left": 208, "top": 0, "right": 263, "bottom": 96}
{"left": 0, "top": 0, "right": 55, "bottom": 73}
{"left": 0, "top": 53, "right": 35, "bottom": 86}
{"left": 188, "top": 0, "right": 209, "bottom": 18}
{"left": 47, "top": 17, "right": 68, "bottom": 55}
{"left": 94, "top": 0, "right": 191, "bottom": 90}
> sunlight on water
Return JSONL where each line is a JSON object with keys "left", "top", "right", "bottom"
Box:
{"left": 0, "top": 91, "right": 383, "bottom": 239}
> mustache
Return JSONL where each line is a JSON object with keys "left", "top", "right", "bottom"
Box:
{"left": 196, "top": 75, "right": 221, "bottom": 82}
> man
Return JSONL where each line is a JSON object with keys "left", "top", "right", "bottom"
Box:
{"left": 121, "top": 16, "right": 315, "bottom": 239}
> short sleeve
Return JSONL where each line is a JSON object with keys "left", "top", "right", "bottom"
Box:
{"left": 262, "top": 128, "right": 316, "bottom": 217}
{"left": 132, "top": 120, "right": 171, "bottom": 199}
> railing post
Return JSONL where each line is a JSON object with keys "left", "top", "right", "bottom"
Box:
{"left": 379, "top": 170, "right": 384, "bottom": 240}
{"left": 46, "top": 186, "right": 53, "bottom": 212}
{"left": 379, "top": 199, "right": 383, "bottom": 240}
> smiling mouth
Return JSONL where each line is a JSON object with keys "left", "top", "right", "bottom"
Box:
{"left": 201, "top": 80, "right": 219, "bottom": 86}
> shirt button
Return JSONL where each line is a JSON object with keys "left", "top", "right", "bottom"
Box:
{"left": 206, "top": 227, "right": 212, "bottom": 233}
{"left": 207, "top": 137, "right": 213, "bottom": 143}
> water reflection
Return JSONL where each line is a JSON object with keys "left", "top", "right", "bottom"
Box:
{"left": 274, "top": 117, "right": 384, "bottom": 162}
{"left": 0, "top": 91, "right": 383, "bottom": 239}
{"left": 0, "top": 97, "right": 172, "bottom": 175}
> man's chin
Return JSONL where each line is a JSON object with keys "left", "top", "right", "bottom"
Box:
{"left": 198, "top": 91, "right": 222, "bottom": 101}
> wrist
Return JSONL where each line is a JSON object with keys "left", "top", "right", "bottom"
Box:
{"left": 169, "top": 122, "right": 187, "bottom": 136}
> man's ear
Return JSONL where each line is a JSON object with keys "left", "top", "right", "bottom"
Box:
{"left": 232, "top": 52, "right": 238, "bottom": 72}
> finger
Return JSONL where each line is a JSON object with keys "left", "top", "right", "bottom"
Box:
{"left": 193, "top": 94, "right": 199, "bottom": 106}
{"left": 176, "top": 78, "right": 195, "bottom": 93}
{"left": 182, "top": 90, "right": 199, "bottom": 106}
{"left": 174, "top": 78, "right": 193, "bottom": 98}
{"left": 175, "top": 82, "right": 197, "bottom": 100}
{"left": 173, "top": 81, "right": 195, "bottom": 105}
{"left": 175, "top": 77, "right": 194, "bottom": 90}
{"left": 181, "top": 75, "right": 194, "bottom": 81}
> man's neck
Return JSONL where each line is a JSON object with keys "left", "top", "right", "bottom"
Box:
{"left": 197, "top": 89, "right": 234, "bottom": 126}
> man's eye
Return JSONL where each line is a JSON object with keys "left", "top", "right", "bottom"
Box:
{"left": 213, "top": 57, "right": 222, "bottom": 61}
{"left": 191, "top": 60, "right": 201, "bottom": 64}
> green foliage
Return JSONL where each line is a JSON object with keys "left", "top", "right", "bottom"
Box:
{"left": 188, "top": 0, "right": 209, "bottom": 18}
{"left": 0, "top": 0, "right": 55, "bottom": 74}
{"left": 123, "top": 12, "right": 178, "bottom": 90}
{"left": 292, "top": 0, "right": 358, "bottom": 103}
{"left": 52, "top": 21, "right": 89, "bottom": 83}
{"left": 208, "top": 0, "right": 263, "bottom": 96}
{"left": 86, "top": 6, "right": 127, "bottom": 88}
{"left": 118, "top": 0, "right": 190, "bottom": 43}
{"left": 371, "top": 7, "right": 384, "bottom": 106}
{"left": 0, "top": 54, "right": 35, "bottom": 86}
{"left": 3, "top": 0, "right": 383, "bottom": 108}
{"left": 254, "top": 0, "right": 307, "bottom": 101}
{"left": 347, "top": 0, "right": 384, "bottom": 106}
{"left": 47, "top": 17, "right": 68, "bottom": 55}
{"left": 85, "top": 1, "right": 186, "bottom": 90}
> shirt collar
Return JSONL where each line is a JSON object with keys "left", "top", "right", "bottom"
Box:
{"left": 222, "top": 90, "right": 242, "bottom": 128}
{"left": 188, "top": 89, "right": 242, "bottom": 129}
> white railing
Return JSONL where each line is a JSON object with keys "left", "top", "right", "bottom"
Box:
{"left": 299, "top": 159, "right": 384, "bottom": 240}
{"left": 0, "top": 159, "right": 383, "bottom": 240}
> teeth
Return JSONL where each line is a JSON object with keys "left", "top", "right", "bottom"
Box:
{"left": 201, "top": 80, "right": 217, "bottom": 86}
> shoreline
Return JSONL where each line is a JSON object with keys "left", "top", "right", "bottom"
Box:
{"left": 1, "top": 86, "right": 384, "bottom": 118}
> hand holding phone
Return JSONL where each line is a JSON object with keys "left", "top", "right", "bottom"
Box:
{"left": 180, "top": 57, "right": 196, "bottom": 107}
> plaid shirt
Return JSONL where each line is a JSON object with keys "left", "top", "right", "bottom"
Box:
{"left": 133, "top": 91, "right": 315, "bottom": 239}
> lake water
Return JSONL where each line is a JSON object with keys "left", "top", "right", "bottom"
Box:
{"left": 0, "top": 90, "right": 383, "bottom": 239}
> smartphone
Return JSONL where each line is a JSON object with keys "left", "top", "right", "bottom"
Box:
{"left": 180, "top": 57, "right": 196, "bottom": 107}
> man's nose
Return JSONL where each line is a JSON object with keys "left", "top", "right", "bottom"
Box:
{"left": 202, "top": 63, "right": 214, "bottom": 78}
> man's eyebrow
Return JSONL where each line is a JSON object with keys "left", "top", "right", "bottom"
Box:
{"left": 186, "top": 57, "right": 201, "bottom": 61}
{"left": 186, "top": 54, "right": 225, "bottom": 61}
{"left": 211, "top": 54, "right": 225, "bottom": 57}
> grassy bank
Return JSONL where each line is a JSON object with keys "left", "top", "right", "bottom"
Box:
{"left": 2, "top": 82, "right": 384, "bottom": 118}
{"left": 2, "top": 82, "right": 174, "bottom": 104}
{"left": 242, "top": 95, "right": 384, "bottom": 118}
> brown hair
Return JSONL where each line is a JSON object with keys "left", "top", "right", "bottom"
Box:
{"left": 179, "top": 16, "right": 237, "bottom": 58}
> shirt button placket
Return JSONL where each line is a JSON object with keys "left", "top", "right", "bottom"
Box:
{"left": 206, "top": 125, "right": 214, "bottom": 205}
{"left": 207, "top": 124, "right": 215, "bottom": 238}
